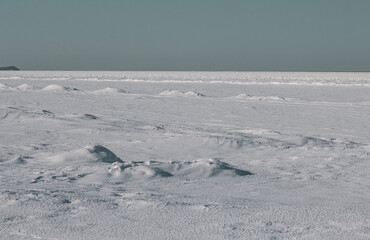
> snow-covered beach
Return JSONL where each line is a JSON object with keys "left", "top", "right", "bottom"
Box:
{"left": 1, "top": 71, "right": 369, "bottom": 239}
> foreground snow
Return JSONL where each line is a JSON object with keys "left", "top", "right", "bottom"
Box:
{"left": 0, "top": 71, "right": 369, "bottom": 239}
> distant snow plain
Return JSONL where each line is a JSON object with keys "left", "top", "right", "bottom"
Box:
{"left": 0, "top": 71, "right": 369, "bottom": 239}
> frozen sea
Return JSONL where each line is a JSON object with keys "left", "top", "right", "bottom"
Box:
{"left": 0, "top": 71, "right": 369, "bottom": 239}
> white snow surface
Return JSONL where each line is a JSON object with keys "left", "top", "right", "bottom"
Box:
{"left": 0, "top": 71, "right": 369, "bottom": 240}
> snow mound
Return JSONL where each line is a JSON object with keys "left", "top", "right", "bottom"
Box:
{"left": 16, "top": 84, "right": 35, "bottom": 91}
{"left": 9, "top": 155, "right": 31, "bottom": 164}
{"left": 49, "top": 145, "right": 123, "bottom": 164}
{"left": 159, "top": 90, "right": 205, "bottom": 97}
{"left": 107, "top": 158, "right": 251, "bottom": 180}
{"left": 109, "top": 159, "right": 253, "bottom": 179}
{"left": 235, "top": 94, "right": 285, "bottom": 101}
{"left": 42, "top": 84, "right": 79, "bottom": 92}
{"left": 167, "top": 159, "right": 253, "bottom": 178}
{"left": 93, "top": 87, "right": 126, "bottom": 94}
{"left": 108, "top": 162, "right": 173, "bottom": 180}
{"left": 45, "top": 147, "right": 251, "bottom": 181}
{"left": 0, "top": 83, "right": 13, "bottom": 91}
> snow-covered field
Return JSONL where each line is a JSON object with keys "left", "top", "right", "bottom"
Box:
{"left": 0, "top": 71, "right": 369, "bottom": 239}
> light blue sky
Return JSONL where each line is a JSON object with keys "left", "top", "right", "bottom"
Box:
{"left": 1, "top": 0, "right": 369, "bottom": 71}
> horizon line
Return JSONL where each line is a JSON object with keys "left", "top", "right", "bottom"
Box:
{"left": 6, "top": 69, "right": 370, "bottom": 73}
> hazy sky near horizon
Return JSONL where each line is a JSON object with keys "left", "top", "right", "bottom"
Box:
{"left": 1, "top": 0, "right": 370, "bottom": 71}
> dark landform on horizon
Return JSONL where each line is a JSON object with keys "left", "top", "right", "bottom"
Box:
{"left": 0, "top": 66, "right": 20, "bottom": 71}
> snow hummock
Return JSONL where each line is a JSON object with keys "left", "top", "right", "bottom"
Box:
{"left": 9, "top": 155, "right": 30, "bottom": 164}
{"left": 159, "top": 90, "right": 205, "bottom": 97}
{"left": 0, "top": 83, "right": 13, "bottom": 90}
{"left": 162, "top": 158, "right": 253, "bottom": 178}
{"left": 106, "top": 158, "right": 252, "bottom": 180}
{"left": 46, "top": 146, "right": 251, "bottom": 181}
{"left": 42, "top": 84, "right": 79, "bottom": 92}
{"left": 48, "top": 145, "right": 123, "bottom": 164}
{"left": 16, "top": 84, "right": 35, "bottom": 91}
{"left": 81, "top": 113, "right": 99, "bottom": 120}
{"left": 108, "top": 162, "right": 173, "bottom": 180}
{"left": 235, "top": 94, "right": 285, "bottom": 101}
{"left": 93, "top": 87, "right": 126, "bottom": 94}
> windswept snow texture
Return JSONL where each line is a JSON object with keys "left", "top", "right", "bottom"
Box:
{"left": 0, "top": 71, "right": 369, "bottom": 240}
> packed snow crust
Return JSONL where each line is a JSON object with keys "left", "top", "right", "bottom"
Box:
{"left": 0, "top": 71, "right": 369, "bottom": 240}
